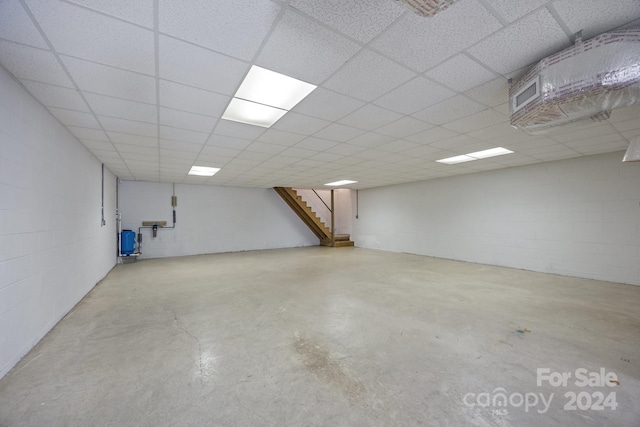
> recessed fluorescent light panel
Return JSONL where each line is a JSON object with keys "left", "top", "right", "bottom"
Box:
{"left": 222, "top": 65, "right": 317, "bottom": 128}
{"left": 466, "top": 147, "right": 514, "bottom": 159}
{"left": 325, "top": 180, "right": 358, "bottom": 186}
{"left": 436, "top": 155, "right": 476, "bottom": 165}
{"left": 437, "top": 147, "right": 513, "bottom": 164}
{"left": 188, "top": 166, "right": 220, "bottom": 176}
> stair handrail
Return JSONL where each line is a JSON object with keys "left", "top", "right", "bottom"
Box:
{"left": 311, "top": 189, "right": 332, "bottom": 213}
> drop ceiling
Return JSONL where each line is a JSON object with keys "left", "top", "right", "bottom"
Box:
{"left": 0, "top": 0, "right": 639, "bottom": 189}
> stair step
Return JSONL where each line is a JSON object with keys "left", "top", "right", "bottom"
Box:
{"left": 334, "top": 234, "right": 350, "bottom": 241}
{"left": 334, "top": 240, "right": 354, "bottom": 247}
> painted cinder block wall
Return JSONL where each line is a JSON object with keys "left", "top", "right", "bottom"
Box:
{"left": 0, "top": 66, "right": 117, "bottom": 379}
{"left": 353, "top": 152, "right": 640, "bottom": 285}
{"left": 118, "top": 181, "right": 318, "bottom": 259}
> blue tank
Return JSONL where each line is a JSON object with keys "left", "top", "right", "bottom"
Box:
{"left": 120, "top": 230, "right": 136, "bottom": 255}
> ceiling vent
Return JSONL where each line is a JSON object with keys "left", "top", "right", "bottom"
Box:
{"left": 393, "top": 0, "right": 459, "bottom": 17}
{"left": 510, "top": 29, "right": 640, "bottom": 135}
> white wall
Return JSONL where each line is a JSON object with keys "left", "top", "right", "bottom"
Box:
{"left": 354, "top": 152, "right": 640, "bottom": 285}
{"left": 0, "top": 66, "right": 117, "bottom": 379}
{"left": 118, "top": 181, "right": 317, "bottom": 259}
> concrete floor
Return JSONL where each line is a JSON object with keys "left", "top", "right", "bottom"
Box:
{"left": 0, "top": 247, "right": 639, "bottom": 426}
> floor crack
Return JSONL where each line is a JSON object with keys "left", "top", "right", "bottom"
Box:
{"left": 170, "top": 309, "right": 204, "bottom": 385}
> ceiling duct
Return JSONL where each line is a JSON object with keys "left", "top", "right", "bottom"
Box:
{"left": 510, "top": 29, "right": 640, "bottom": 135}
{"left": 393, "top": 0, "right": 459, "bottom": 17}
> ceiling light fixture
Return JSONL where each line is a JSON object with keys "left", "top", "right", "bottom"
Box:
{"left": 222, "top": 65, "right": 317, "bottom": 128}
{"left": 325, "top": 180, "right": 358, "bottom": 186}
{"left": 466, "top": 147, "right": 514, "bottom": 159}
{"left": 437, "top": 147, "right": 513, "bottom": 165}
{"left": 436, "top": 154, "right": 476, "bottom": 165}
{"left": 393, "top": 0, "right": 460, "bottom": 17}
{"left": 188, "top": 166, "right": 220, "bottom": 176}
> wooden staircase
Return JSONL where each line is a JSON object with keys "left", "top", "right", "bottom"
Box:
{"left": 274, "top": 187, "right": 354, "bottom": 247}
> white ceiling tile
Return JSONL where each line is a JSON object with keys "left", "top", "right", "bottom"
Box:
{"left": 464, "top": 77, "right": 509, "bottom": 108}
{"left": 374, "top": 117, "right": 433, "bottom": 138}
{"left": 107, "top": 132, "right": 158, "bottom": 147}
{"left": 552, "top": 0, "right": 640, "bottom": 39}
{"left": 291, "top": 88, "right": 364, "bottom": 122}
{"left": 483, "top": 0, "right": 548, "bottom": 22}
{"left": 160, "top": 126, "right": 208, "bottom": 144}
{"left": 563, "top": 132, "right": 624, "bottom": 149}
{"left": 244, "top": 141, "right": 288, "bottom": 155}
{"left": 404, "top": 126, "right": 459, "bottom": 144}
{"left": 347, "top": 131, "right": 395, "bottom": 148}
{"left": 325, "top": 143, "right": 367, "bottom": 156}
{"left": 160, "top": 149, "right": 198, "bottom": 161}
{"left": 413, "top": 95, "right": 486, "bottom": 125}
{"left": 294, "top": 137, "right": 340, "bottom": 151}
{"left": 608, "top": 105, "right": 640, "bottom": 123}
{"left": 159, "top": 107, "right": 216, "bottom": 133}
{"left": 373, "top": 76, "right": 455, "bottom": 115}
{"left": 441, "top": 109, "right": 507, "bottom": 133}
{"left": 371, "top": 0, "right": 502, "bottom": 71}
{"left": 467, "top": 122, "right": 522, "bottom": 140}
{"left": 552, "top": 123, "right": 618, "bottom": 143}
{"left": 256, "top": 10, "right": 361, "bottom": 84}
{"left": 159, "top": 139, "right": 203, "bottom": 153}
{"left": 338, "top": 104, "right": 403, "bottom": 131}
{"left": 67, "top": 126, "right": 108, "bottom": 141}
{"left": 206, "top": 135, "right": 253, "bottom": 150}
{"left": 313, "top": 123, "right": 366, "bottom": 142}
{"left": 61, "top": 55, "right": 155, "bottom": 104}
{"left": 429, "top": 134, "right": 481, "bottom": 150}
{"left": 376, "top": 139, "right": 421, "bottom": 153}
{"left": 279, "top": 147, "right": 318, "bottom": 159}
{"left": 257, "top": 129, "right": 306, "bottom": 146}
{"left": 200, "top": 145, "right": 242, "bottom": 158}
{"left": 467, "top": 8, "right": 570, "bottom": 75}
{"left": 214, "top": 119, "right": 266, "bottom": 140}
{"left": 425, "top": 54, "right": 496, "bottom": 92}
{"left": 0, "top": 40, "right": 73, "bottom": 87}
{"left": 49, "top": 107, "right": 99, "bottom": 128}
{"left": 290, "top": 0, "right": 404, "bottom": 43}
{"left": 324, "top": 49, "right": 416, "bottom": 102}
{"left": 84, "top": 93, "right": 157, "bottom": 123}
{"left": 573, "top": 140, "right": 629, "bottom": 155}
{"left": 65, "top": 0, "right": 154, "bottom": 28}
{"left": 25, "top": 0, "right": 154, "bottom": 74}
{"left": 99, "top": 116, "right": 156, "bottom": 137}
{"left": 612, "top": 117, "right": 640, "bottom": 133}
{"left": 308, "top": 152, "right": 343, "bottom": 163}
{"left": 236, "top": 150, "right": 272, "bottom": 162}
{"left": 271, "top": 112, "right": 331, "bottom": 135}
{"left": 114, "top": 144, "right": 158, "bottom": 155}
{"left": 159, "top": 35, "right": 248, "bottom": 95}
{"left": 493, "top": 102, "right": 510, "bottom": 116}
{"left": 80, "top": 139, "right": 113, "bottom": 150}
{"left": 21, "top": 80, "right": 89, "bottom": 111}
{"left": 159, "top": 80, "right": 229, "bottom": 117}
{"left": 0, "top": 0, "right": 48, "bottom": 48}
{"left": 159, "top": 0, "right": 280, "bottom": 61}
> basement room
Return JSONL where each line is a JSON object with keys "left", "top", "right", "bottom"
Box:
{"left": 1, "top": 0, "right": 639, "bottom": 426}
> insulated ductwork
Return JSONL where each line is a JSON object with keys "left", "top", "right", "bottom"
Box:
{"left": 510, "top": 29, "right": 640, "bottom": 135}
{"left": 393, "top": 0, "right": 459, "bottom": 17}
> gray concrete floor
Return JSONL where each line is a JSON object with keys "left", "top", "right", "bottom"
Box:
{"left": 1, "top": 247, "right": 639, "bottom": 426}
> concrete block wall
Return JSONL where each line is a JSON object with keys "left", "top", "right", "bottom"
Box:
{"left": 354, "top": 152, "right": 640, "bottom": 285}
{"left": 118, "top": 181, "right": 317, "bottom": 259}
{"left": 0, "top": 66, "right": 117, "bottom": 379}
